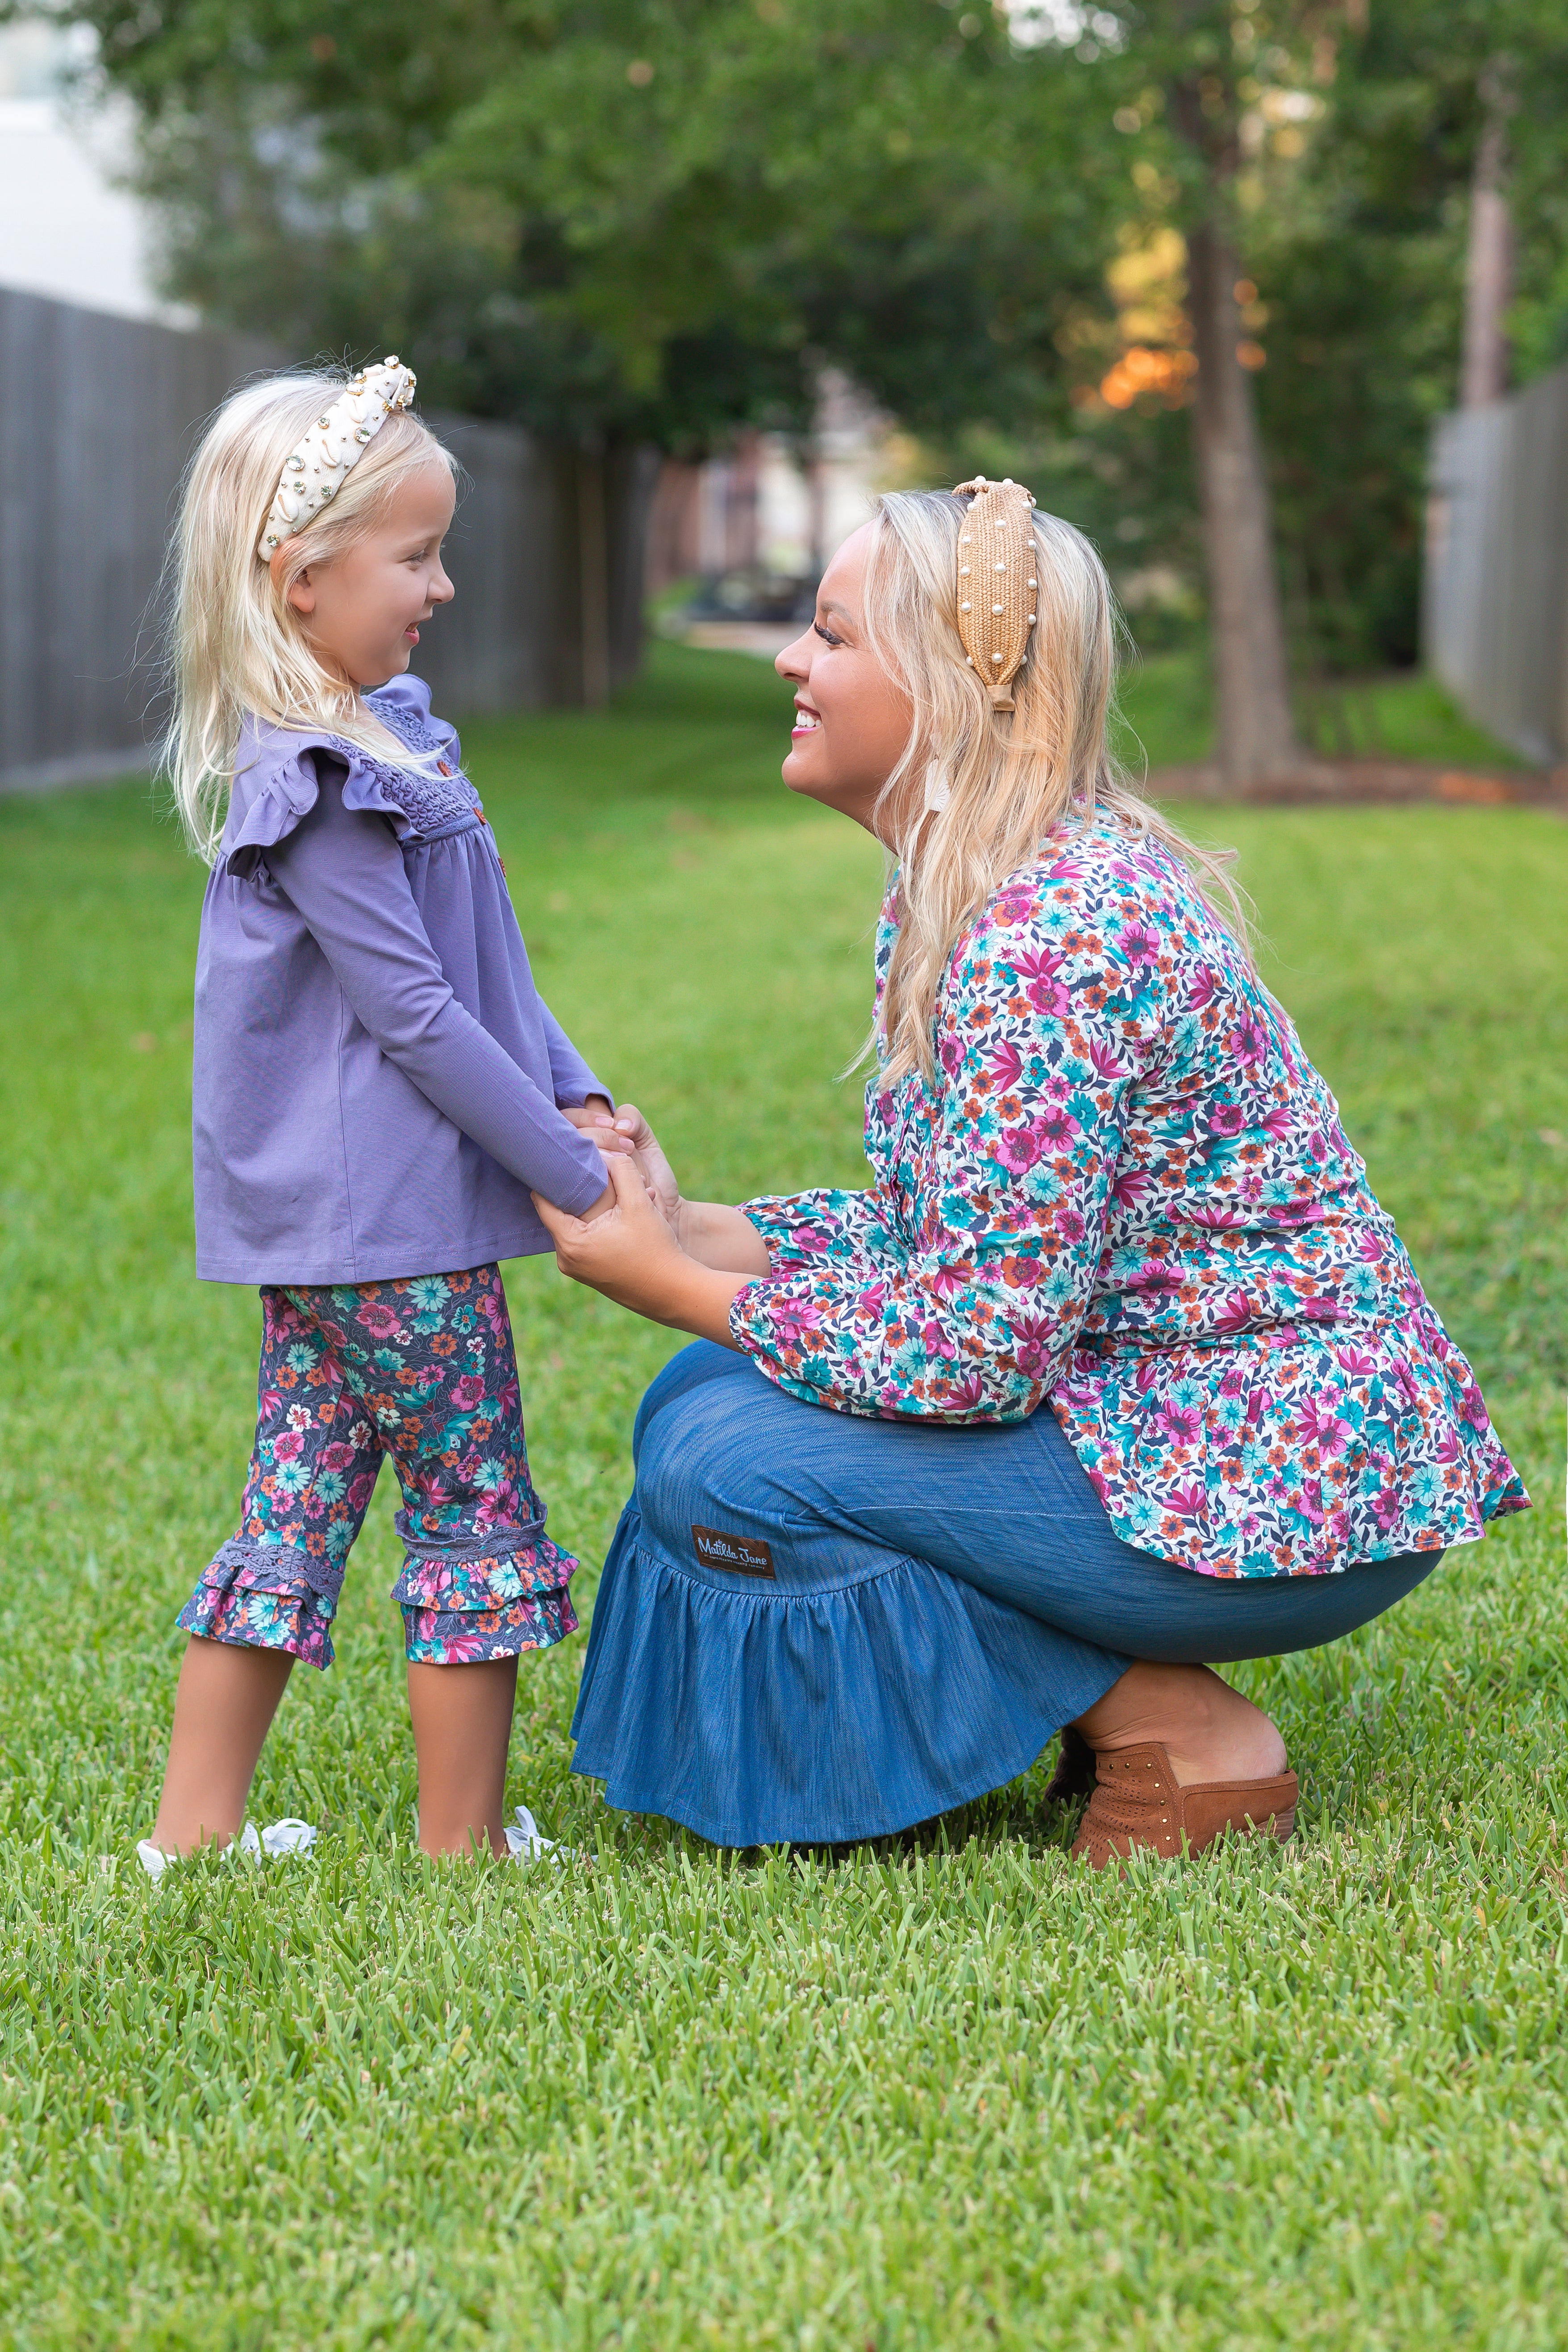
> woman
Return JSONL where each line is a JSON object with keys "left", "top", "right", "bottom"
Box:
{"left": 536, "top": 480, "right": 1527, "bottom": 1864}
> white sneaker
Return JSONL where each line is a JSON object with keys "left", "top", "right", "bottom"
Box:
{"left": 135, "top": 1818, "right": 317, "bottom": 1878}
{"left": 252, "top": 1818, "right": 318, "bottom": 1860}
{"left": 504, "top": 1804, "right": 561, "bottom": 1862}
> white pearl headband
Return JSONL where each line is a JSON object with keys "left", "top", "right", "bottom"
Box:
{"left": 255, "top": 357, "right": 418, "bottom": 562}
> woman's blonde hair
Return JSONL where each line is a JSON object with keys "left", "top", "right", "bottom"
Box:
{"left": 861, "top": 489, "right": 1251, "bottom": 1085}
{"left": 163, "top": 368, "right": 458, "bottom": 863}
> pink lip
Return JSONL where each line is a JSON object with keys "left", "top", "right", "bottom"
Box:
{"left": 405, "top": 627, "right": 420, "bottom": 643}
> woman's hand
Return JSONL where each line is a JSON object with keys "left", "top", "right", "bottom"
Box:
{"left": 562, "top": 1098, "right": 682, "bottom": 1230}
{"left": 561, "top": 1099, "right": 770, "bottom": 1274}
{"left": 603, "top": 1101, "right": 683, "bottom": 1229}
{"left": 532, "top": 1155, "right": 751, "bottom": 1346}
{"left": 560, "top": 1101, "right": 638, "bottom": 1158}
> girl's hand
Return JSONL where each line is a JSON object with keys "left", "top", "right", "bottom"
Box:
{"left": 608, "top": 1101, "right": 682, "bottom": 1228}
{"left": 532, "top": 1156, "right": 748, "bottom": 1346}
{"left": 570, "top": 1098, "right": 683, "bottom": 1231}
{"left": 534, "top": 1152, "right": 679, "bottom": 1307}
{"left": 560, "top": 1103, "right": 637, "bottom": 1157}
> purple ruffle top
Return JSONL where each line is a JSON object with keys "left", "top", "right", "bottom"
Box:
{"left": 192, "top": 673, "right": 610, "bottom": 1284}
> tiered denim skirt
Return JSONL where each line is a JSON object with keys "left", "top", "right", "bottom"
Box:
{"left": 570, "top": 1343, "right": 1441, "bottom": 1848}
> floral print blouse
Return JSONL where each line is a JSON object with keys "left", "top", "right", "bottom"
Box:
{"left": 730, "top": 822, "right": 1528, "bottom": 1578}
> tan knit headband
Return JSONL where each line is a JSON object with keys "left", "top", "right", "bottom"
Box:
{"left": 954, "top": 475, "right": 1038, "bottom": 713}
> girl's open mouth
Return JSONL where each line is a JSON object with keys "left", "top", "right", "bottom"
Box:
{"left": 791, "top": 706, "right": 821, "bottom": 738}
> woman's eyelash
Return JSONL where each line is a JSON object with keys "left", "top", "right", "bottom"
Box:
{"left": 813, "top": 621, "right": 841, "bottom": 645}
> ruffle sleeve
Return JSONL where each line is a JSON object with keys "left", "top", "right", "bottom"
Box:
{"left": 221, "top": 726, "right": 423, "bottom": 875}
{"left": 366, "top": 672, "right": 461, "bottom": 769}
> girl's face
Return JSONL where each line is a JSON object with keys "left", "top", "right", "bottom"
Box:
{"left": 775, "top": 525, "right": 913, "bottom": 839}
{"left": 282, "top": 463, "right": 456, "bottom": 689}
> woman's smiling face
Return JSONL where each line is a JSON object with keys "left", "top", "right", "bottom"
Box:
{"left": 775, "top": 525, "right": 913, "bottom": 838}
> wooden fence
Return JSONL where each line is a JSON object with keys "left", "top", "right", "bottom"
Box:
{"left": 1425, "top": 359, "right": 1568, "bottom": 765}
{"left": 0, "top": 288, "right": 651, "bottom": 790}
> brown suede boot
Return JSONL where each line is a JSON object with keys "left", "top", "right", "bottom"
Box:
{"left": 1071, "top": 1741, "right": 1298, "bottom": 1868}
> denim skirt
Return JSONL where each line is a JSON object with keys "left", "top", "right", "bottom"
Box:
{"left": 569, "top": 1342, "right": 1443, "bottom": 1847}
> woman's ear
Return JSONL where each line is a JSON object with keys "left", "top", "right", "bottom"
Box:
{"left": 269, "top": 539, "right": 314, "bottom": 614}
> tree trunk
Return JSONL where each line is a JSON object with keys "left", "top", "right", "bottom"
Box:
{"left": 576, "top": 445, "right": 611, "bottom": 709}
{"left": 543, "top": 441, "right": 659, "bottom": 706}
{"left": 1186, "top": 213, "right": 1301, "bottom": 786}
{"left": 1460, "top": 64, "right": 1514, "bottom": 409}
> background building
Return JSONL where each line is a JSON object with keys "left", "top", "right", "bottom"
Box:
{"left": 0, "top": 21, "right": 180, "bottom": 323}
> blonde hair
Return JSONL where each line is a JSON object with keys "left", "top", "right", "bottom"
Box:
{"left": 861, "top": 490, "right": 1251, "bottom": 1085}
{"left": 163, "top": 369, "right": 458, "bottom": 863}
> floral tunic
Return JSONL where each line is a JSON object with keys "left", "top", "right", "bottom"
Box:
{"left": 730, "top": 822, "right": 1527, "bottom": 1579}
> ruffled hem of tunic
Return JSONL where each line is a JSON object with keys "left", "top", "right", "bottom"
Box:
{"left": 568, "top": 1505, "right": 1120, "bottom": 1848}
{"left": 1049, "top": 1307, "right": 1529, "bottom": 1580}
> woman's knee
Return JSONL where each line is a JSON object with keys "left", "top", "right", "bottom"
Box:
{"left": 631, "top": 1340, "right": 746, "bottom": 1464}
{"left": 631, "top": 1357, "right": 853, "bottom": 1550}
{"left": 1114, "top": 1546, "right": 1447, "bottom": 1667}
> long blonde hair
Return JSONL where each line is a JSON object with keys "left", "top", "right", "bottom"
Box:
{"left": 861, "top": 490, "right": 1251, "bottom": 1085}
{"left": 163, "top": 369, "right": 458, "bottom": 863}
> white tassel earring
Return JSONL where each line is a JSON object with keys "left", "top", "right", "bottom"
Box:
{"left": 923, "top": 764, "right": 951, "bottom": 813}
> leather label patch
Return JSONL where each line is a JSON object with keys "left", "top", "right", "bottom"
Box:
{"left": 692, "top": 1524, "right": 775, "bottom": 1578}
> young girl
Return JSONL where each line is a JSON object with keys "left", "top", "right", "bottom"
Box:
{"left": 141, "top": 358, "right": 625, "bottom": 1868}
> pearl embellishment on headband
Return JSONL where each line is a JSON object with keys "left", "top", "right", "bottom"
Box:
{"left": 952, "top": 475, "right": 1038, "bottom": 713}
{"left": 255, "top": 357, "right": 418, "bottom": 561}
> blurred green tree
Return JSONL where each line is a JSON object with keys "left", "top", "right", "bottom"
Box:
{"left": 54, "top": 2, "right": 1114, "bottom": 443}
{"left": 47, "top": 0, "right": 1122, "bottom": 699}
{"left": 980, "top": 0, "right": 1568, "bottom": 758}
{"left": 1234, "top": 0, "right": 1568, "bottom": 696}
{"left": 32, "top": 0, "right": 1568, "bottom": 746}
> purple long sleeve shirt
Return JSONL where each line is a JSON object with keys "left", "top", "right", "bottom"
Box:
{"left": 192, "top": 673, "right": 610, "bottom": 1284}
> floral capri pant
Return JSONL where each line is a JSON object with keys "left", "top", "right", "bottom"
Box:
{"left": 177, "top": 1267, "right": 579, "bottom": 1669}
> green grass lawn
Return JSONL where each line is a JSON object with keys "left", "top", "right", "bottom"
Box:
{"left": 1111, "top": 646, "right": 1535, "bottom": 775}
{"left": 0, "top": 642, "right": 1564, "bottom": 2350}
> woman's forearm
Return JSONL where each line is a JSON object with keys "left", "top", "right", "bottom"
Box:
{"left": 640, "top": 1260, "right": 753, "bottom": 1348}
{"left": 533, "top": 1159, "right": 760, "bottom": 1347}
{"left": 676, "top": 1201, "right": 773, "bottom": 1276}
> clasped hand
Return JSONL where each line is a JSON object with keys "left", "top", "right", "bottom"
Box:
{"left": 540, "top": 1103, "right": 767, "bottom": 1345}
{"left": 537, "top": 1102, "right": 686, "bottom": 1320}
{"left": 559, "top": 1099, "right": 681, "bottom": 1228}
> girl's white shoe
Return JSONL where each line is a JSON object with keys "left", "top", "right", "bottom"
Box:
{"left": 251, "top": 1817, "right": 318, "bottom": 1859}
{"left": 135, "top": 1818, "right": 318, "bottom": 1879}
{"left": 504, "top": 1804, "right": 560, "bottom": 1862}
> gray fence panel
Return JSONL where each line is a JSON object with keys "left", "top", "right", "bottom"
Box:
{"left": 415, "top": 409, "right": 550, "bottom": 716}
{"left": 0, "top": 292, "right": 635, "bottom": 791}
{"left": 0, "top": 290, "right": 281, "bottom": 786}
{"left": 1426, "top": 362, "right": 1568, "bottom": 763}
